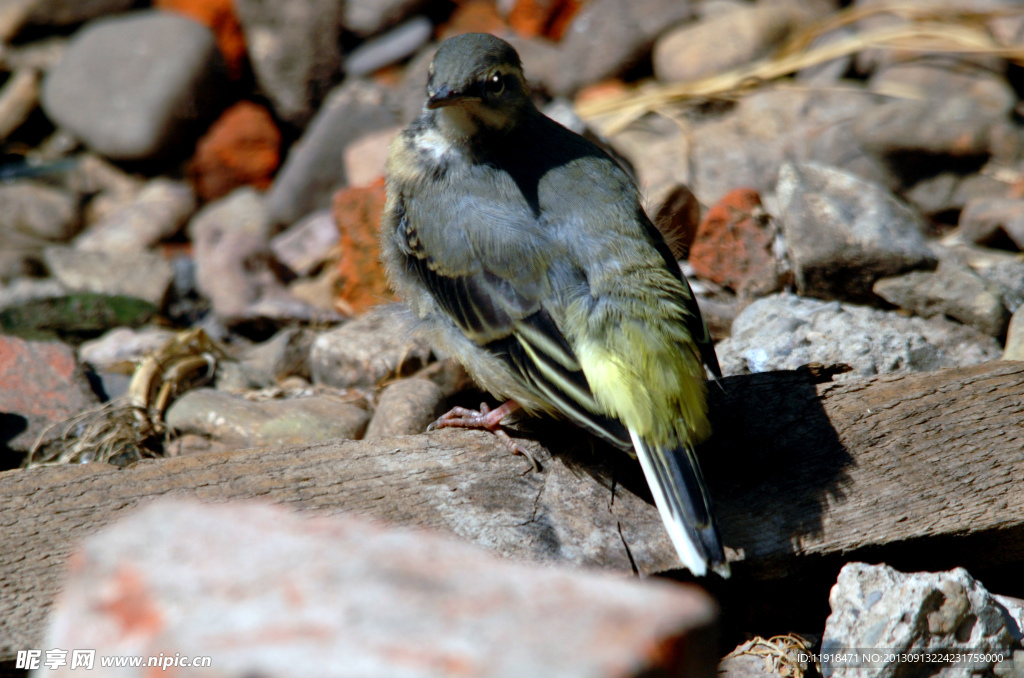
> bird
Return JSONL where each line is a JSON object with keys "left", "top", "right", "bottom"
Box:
{"left": 380, "top": 32, "right": 729, "bottom": 578}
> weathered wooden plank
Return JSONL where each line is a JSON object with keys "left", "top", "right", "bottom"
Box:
{"left": 2, "top": 360, "right": 1023, "bottom": 657}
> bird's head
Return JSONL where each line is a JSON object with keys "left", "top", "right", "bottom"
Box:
{"left": 425, "top": 33, "right": 532, "bottom": 136}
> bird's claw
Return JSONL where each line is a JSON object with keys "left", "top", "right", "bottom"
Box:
{"left": 428, "top": 400, "right": 539, "bottom": 472}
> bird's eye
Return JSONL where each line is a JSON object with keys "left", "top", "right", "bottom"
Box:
{"left": 484, "top": 72, "right": 504, "bottom": 95}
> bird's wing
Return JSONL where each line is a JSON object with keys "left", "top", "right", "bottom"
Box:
{"left": 395, "top": 182, "right": 632, "bottom": 450}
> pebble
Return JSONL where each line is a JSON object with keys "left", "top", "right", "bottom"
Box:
{"left": 77, "top": 326, "right": 177, "bottom": 373}
{"left": 188, "top": 188, "right": 276, "bottom": 319}
{"left": 715, "top": 293, "right": 1003, "bottom": 379}
{"left": 345, "top": 16, "right": 433, "bottom": 78}
{"left": 776, "top": 162, "right": 937, "bottom": 303}
{"left": 164, "top": 388, "right": 370, "bottom": 448}
{"left": 689, "top": 88, "right": 893, "bottom": 206}
{"left": 41, "top": 11, "right": 227, "bottom": 161}
{"left": 239, "top": 327, "right": 315, "bottom": 381}
{"left": 40, "top": 500, "right": 718, "bottom": 677}
{"left": 342, "top": 126, "right": 402, "bottom": 188}
{"left": 0, "top": 276, "right": 65, "bottom": 310}
{"left": 233, "top": 0, "right": 343, "bottom": 126}
{"left": 873, "top": 260, "right": 1010, "bottom": 339}
{"left": 1005, "top": 306, "right": 1024, "bottom": 361}
{"left": 42, "top": 246, "right": 175, "bottom": 308}
{"left": 0, "top": 181, "right": 79, "bottom": 242}
{"left": 869, "top": 61, "right": 1016, "bottom": 114}
{"left": 822, "top": 563, "right": 1015, "bottom": 678}
{"left": 20, "top": 0, "right": 135, "bottom": 29}
{"left": 74, "top": 179, "right": 195, "bottom": 252}
{"left": 654, "top": 1, "right": 818, "bottom": 83}
{"left": 0, "top": 334, "right": 99, "bottom": 453}
{"left": 266, "top": 79, "right": 398, "bottom": 227}
{"left": 268, "top": 209, "right": 339, "bottom": 277}
{"left": 310, "top": 306, "right": 431, "bottom": 390}
{"left": 343, "top": 0, "right": 424, "bottom": 37}
{"left": 852, "top": 97, "right": 1007, "bottom": 182}
{"left": 548, "top": 0, "right": 694, "bottom": 96}
{"left": 958, "top": 198, "right": 1024, "bottom": 250}
{"left": 364, "top": 378, "right": 446, "bottom": 438}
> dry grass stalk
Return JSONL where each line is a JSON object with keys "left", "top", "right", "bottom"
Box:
{"left": 722, "top": 634, "right": 814, "bottom": 678}
{"left": 577, "top": 4, "right": 1024, "bottom": 134}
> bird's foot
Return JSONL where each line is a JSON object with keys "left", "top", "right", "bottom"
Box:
{"left": 428, "top": 400, "right": 539, "bottom": 472}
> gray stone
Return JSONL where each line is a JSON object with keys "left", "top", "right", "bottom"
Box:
{"left": 365, "top": 377, "right": 445, "bottom": 438}
{"left": 342, "top": 126, "right": 401, "bottom": 188}
{"left": 1005, "top": 307, "right": 1024, "bottom": 362}
{"left": 903, "top": 173, "right": 959, "bottom": 217}
{"left": 821, "top": 563, "right": 1015, "bottom": 678}
{"left": 78, "top": 326, "right": 176, "bottom": 372}
{"left": 310, "top": 306, "right": 432, "bottom": 390}
{"left": 234, "top": 0, "right": 343, "bottom": 126}
{"left": 873, "top": 261, "right": 1010, "bottom": 338}
{"left": 715, "top": 293, "right": 1002, "bottom": 379}
{"left": 690, "top": 88, "right": 895, "bottom": 206}
{"left": 42, "top": 246, "right": 174, "bottom": 307}
{"left": 37, "top": 500, "right": 717, "bottom": 678}
{"left": 342, "top": 0, "right": 423, "bottom": 37}
{"left": 654, "top": 1, "right": 818, "bottom": 83}
{"left": 0, "top": 277, "right": 66, "bottom": 311}
{"left": 268, "top": 210, "right": 338, "bottom": 273}
{"left": 41, "top": 11, "right": 227, "bottom": 161}
{"left": 213, "top": 360, "right": 276, "bottom": 392}
{"left": 240, "top": 327, "right": 315, "bottom": 381}
{"left": 65, "top": 153, "right": 142, "bottom": 199}
{"left": 0, "top": 181, "right": 79, "bottom": 241}
{"left": 165, "top": 388, "right": 370, "bottom": 447}
{"left": 776, "top": 162, "right": 937, "bottom": 303}
{"left": 345, "top": 16, "right": 432, "bottom": 77}
{"left": 22, "top": 0, "right": 135, "bottom": 28}
{"left": 74, "top": 179, "right": 195, "bottom": 252}
{"left": 549, "top": 0, "right": 695, "bottom": 96}
{"left": 188, "top": 188, "right": 275, "bottom": 319}
{"left": 975, "top": 258, "right": 1024, "bottom": 314}
{"left": 267, "top": 79, "right": 398, "bottom": 226}
{"left": 959, "top": 198, "right": 1024, "bottom": 250}
{"left": 869, "top": 60, "right": 1015, "bottom": 114}
{"left": 852, "top": 97, "right": 1009, "bottom": 180}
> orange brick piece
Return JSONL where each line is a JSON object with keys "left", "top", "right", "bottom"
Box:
{"left": 332, "top": 181, "right": 394, "bottom": 314}
{"left": 688, "top": 188, "right": 777, "bottom": 296}
{"left": 191, "top": 101, "right": 281, "bottom": 202}
{"left": 38, "top": 500, "right": 719, "bottom": 677}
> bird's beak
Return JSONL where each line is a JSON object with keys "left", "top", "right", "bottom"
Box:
{"left": 427, "top": 85, "right": 480, "bottom": 109}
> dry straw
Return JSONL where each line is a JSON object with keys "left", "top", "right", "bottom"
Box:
{"left": 576, "top": 2, "right": 1024, "bottom": 134}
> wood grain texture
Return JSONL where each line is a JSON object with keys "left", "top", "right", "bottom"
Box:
{"left": 2, "top": 360, "right": 1023, "bottom": 657}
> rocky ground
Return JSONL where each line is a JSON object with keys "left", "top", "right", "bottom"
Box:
{"left": 2, "top": 0, "right": 1024, "bottom": 676}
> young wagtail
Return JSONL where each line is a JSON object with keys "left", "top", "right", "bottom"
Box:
{"left": 380, "top": 33, "right": 728, "bottom": 577}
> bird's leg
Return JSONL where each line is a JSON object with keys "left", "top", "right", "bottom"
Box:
{"left": 429, "top": 400, "right": 539, "bottom": 472}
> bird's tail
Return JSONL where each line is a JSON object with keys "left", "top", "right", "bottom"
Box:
{"left": 629, "top": 429, "right": 730, "bottom": 578}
